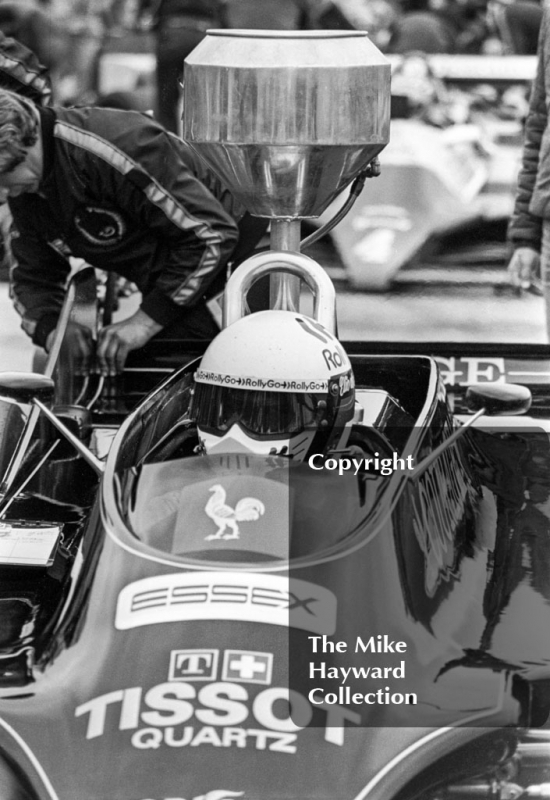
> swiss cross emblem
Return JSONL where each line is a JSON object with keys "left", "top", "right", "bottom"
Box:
{"left": 221, "top": 650, "right": 273, "bottom": 685}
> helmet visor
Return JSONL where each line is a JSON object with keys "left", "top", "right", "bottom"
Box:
{"left": 191, "top": 383, "right": 321, "bottom": 439}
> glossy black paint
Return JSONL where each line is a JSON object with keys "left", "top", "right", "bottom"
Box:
{"left": 0, "top": 349, "right": 548, "bottom": 799}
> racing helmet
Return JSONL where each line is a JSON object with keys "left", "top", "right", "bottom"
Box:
{"left": 189, "top": 310, "right": 356, "bottom": 460}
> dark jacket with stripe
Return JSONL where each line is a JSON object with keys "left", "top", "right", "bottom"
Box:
{"left": 507, "top": 6, "right": 549, "bottom": 250}
{"left": 9, "top": 105, "right": 242, "bottom": 347}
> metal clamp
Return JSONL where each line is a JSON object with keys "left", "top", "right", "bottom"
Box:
{"left": 223, "top": 251, "right": 337, "bottom": 333}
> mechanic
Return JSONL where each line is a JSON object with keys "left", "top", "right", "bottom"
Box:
{"left": 134, "top": 0, "right": 226, "bottom": 133}
{"left": 0, "top": 32, "right": 52, "bottom": 276}
{"left": 0, "top": 2, "right": 68, "bottom": 100}
{"left": 0, "top": 88, "right": 268, "bottom": 375}
{"left": 507, "top": 2, "right": 550, "bottom": 339}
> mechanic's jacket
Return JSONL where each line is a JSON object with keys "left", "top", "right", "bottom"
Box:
{"left": 507, "top": 6, "right": 549, "bottom": 250}
{"left": 9, "top": 106, "right": 241, "bottom": 348}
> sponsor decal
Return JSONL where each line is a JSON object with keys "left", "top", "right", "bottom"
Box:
{"left": 322, "top": 349, "right": 344, "bottom": 371}
{"left": 205, "top": 484, "right": 265, "bottom": 540}
{"left": 221, "top": 651, "right": 273, "bottom": 685}
{"left": 75, "top": 648, "right": 359, "bottom": 752}
{"left": 167, "top": 649, "right": 273, "bottom": 686}
{"left": 75, "top": 680, "right": 360, "bottom": 752}
{"left": 74, "top": 205, "right": 126, "bottom": 246}
{"left": 435, "top": 356, "right": 506, "bottom": 386}
{"left": 194, "top": 371, "right": 328, "bottom": 392}
{"left": 295, "top": 316, "right": 333, "bottom": 343}
{"left": 338, "top": 372, "right": 355, "bottom": 396}
{"left": 115, "top": 573, "right": 337, "bottom": 634}
{"left": 436, "top": 354, "right": 550, "bottom": 388}
{"left": 169, "top": 650, "right": 219, "bottom": 682}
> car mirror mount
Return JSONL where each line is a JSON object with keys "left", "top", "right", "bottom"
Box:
{"left": 0, "top": 372, "right": 104, "bottom": 476}
{"left": 0, "top": 372, "right": 55, "bottom": 404}
{"left": 464, "top": 383, "right": 532, "bottom": 416}
{"left": 411, "top": 382, "right": 532, "bottom": 481}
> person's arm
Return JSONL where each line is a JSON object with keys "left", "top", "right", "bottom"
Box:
{"left": 90, "top": 121, "right": 240, "bottom": 372}
{"left": 10, "top": 203, "right": 97, "bottom": 373}
{"left": 9, "top": 208, "right": 71, "bottom": 347}
{"left": 121, "top": 137, "right": 239, "bottom": 326}
{"left": 508, "top": 18, "right": 547, "bottom": 253}
{"left": 507, "top": 13, "right": 547, "bottom": 290}
{"left": 96, "top": 308, "right": 162, "bottom": 375}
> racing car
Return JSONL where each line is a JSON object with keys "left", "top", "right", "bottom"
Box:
{"left": 0, "top": 26, "right": 548, "bottom": 800}
{"left": 317, "top": 53, "right": 537, "bottom": 291}
{"left": 0, "top": 247, "right": 549, "bottom": 800}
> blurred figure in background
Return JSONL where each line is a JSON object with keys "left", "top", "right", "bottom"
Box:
{"left": 0, "top": 29, "right": 51, "bottom": 105}
{"left": 0, "top": 1, "right": 68, "bottom": 96}
{"left": 507, "top": 3, "right": 550, "bottom": 338}
{"left": 135, "top": 0, "right": 226, "bottom": 133}
{"left": 46, "top": 0, "right": 126, "bottom": 103}
{"left": 222, "top": 0, "right": 313, "bottom": 29}
{"left": 221, "top": 0, "right": 371, "bottom": 32}
{"left": 388, "top": 0, "right": 541, "bottom": 55}
{"left": 319, "top": 0, "right": 399, "bottom": 49}
{"left": 388, "top": 0, "right": 491, "bottom": 54}
{"left": 490, "top": 0, "right": 542, "bottom": 55}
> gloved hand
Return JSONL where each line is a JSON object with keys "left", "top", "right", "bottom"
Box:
{"left": 45, "top": 320, "right": 95, "bottom": 376}
{"left": 507, "top": 246, "right": 542, "bottom": 294}
{"left": 96, "top": 308, "right": 163, "bottom": 376}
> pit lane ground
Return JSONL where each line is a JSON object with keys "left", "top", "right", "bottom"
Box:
{"left": 0, "top": 279, "right": 546, "bottom": 373}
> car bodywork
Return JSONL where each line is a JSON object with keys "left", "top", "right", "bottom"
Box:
{"left": 0, "top": 267, "right": 548, "bottom": 799}
{"left": 0, "top": 31, "right": 548, "bottom": 800}
{"left": 315, "top": 55, "right": 535, "bottom": 291}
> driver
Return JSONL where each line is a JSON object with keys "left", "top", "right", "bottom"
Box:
{"left": 189, "top": 309, "right": 357, "bottom": 461}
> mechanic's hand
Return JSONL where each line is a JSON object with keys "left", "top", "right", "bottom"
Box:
{"left": 45, "top": 321, "right": 96, "bottom": 376}
{"left": 507, "top": 246, "right": 541, "bottom": 293}
{"left": 96, "top": 309, "right": 163, "bottom": 376}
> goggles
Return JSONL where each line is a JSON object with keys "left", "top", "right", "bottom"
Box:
{"left": 190, "top": 383, "right": 331, "bottom": 440}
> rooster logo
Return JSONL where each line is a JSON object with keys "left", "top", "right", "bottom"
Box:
{"left": 205, "top": 484, "right": 265, "bottom": 540}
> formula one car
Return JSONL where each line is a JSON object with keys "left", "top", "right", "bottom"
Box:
{"left": 0, "top": 27, "right": 550, "bottom": 800}
{"left": 315, "top": 54, "right": 536, "bottom": 290}
{"left": 0, "top": 250, "right": 549, "bottom": 800}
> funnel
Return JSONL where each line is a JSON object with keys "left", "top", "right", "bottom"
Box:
{"left": 183, "top": 30, "right": 390, "bottom": 219}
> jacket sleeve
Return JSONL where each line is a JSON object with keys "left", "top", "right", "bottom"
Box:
{"left": 86, "top": 121, "right": 241, "bottom": 328}
{"left": 9, "top": 212, "right": 71, "bottom": 347}
{"left": 507, "top": 19, "right": 547, "bottom": 250}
